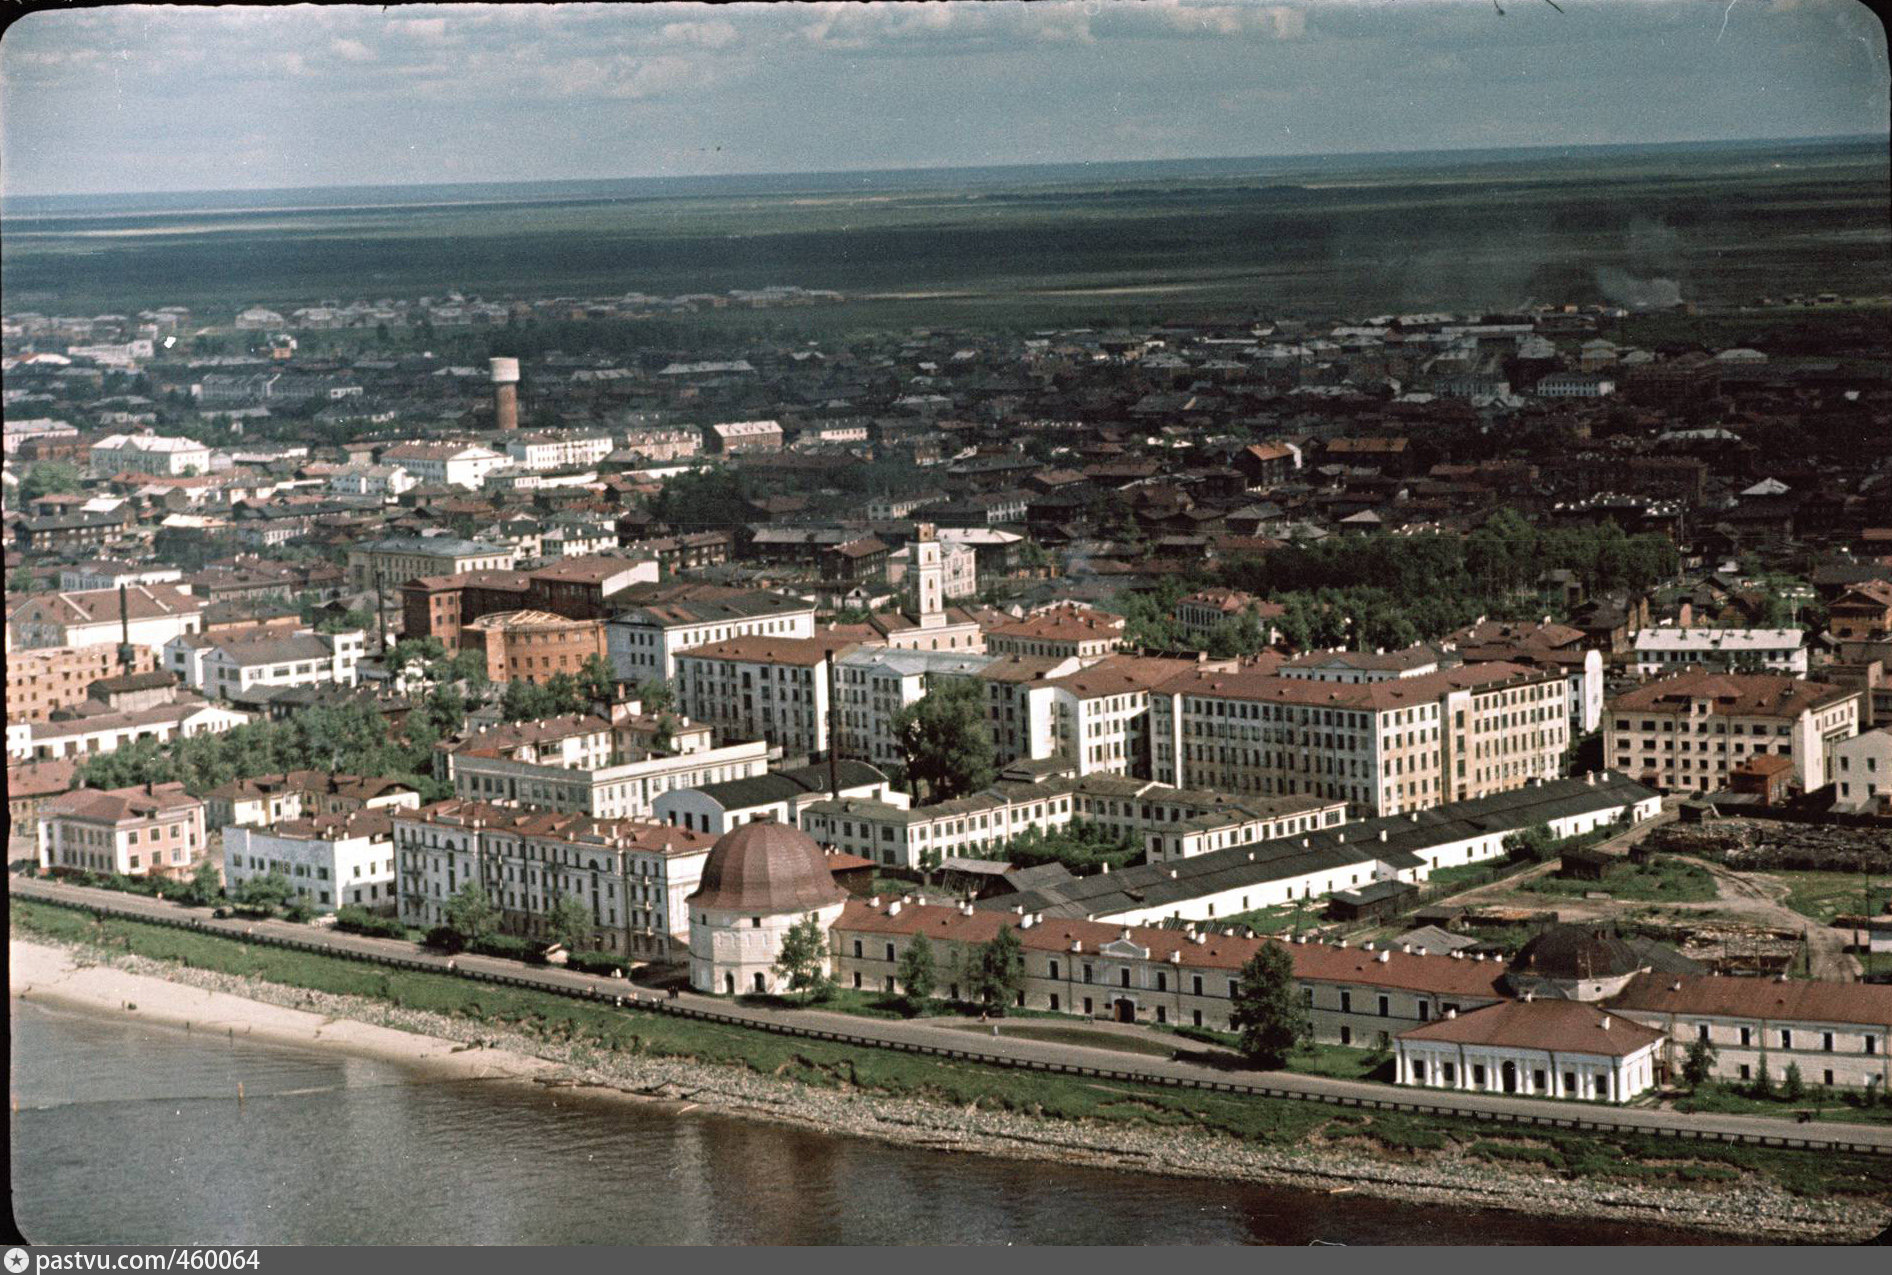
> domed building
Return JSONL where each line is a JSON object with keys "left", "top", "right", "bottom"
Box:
{"left": 686, "top": 820, "right": 848, "bottom": 995}
{"left": 1503, "top": 925, "right": 1648, "bottom": 1002}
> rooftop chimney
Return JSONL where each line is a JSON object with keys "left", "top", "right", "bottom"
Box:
{"left": 490, "top": 357, "right": 521, "bottom": 431}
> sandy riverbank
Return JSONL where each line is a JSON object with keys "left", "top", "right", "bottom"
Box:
{"left": 11, "top": 935, "right": 1888, "bottom": 1243}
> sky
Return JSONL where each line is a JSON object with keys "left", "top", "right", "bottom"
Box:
{"left": 0, "top": 0, "right": 1886, "bottom": 196}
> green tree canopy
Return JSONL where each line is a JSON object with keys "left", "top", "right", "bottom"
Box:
{"left": 21, "top": 460, "right": 82, "bottom": 502}
{"left": 891, "top": 676, "right": 996, "bottom": 802}
{"left": 1229, "top": 944, "right": 1311, "bottom": 1069}
{"left": 772, "top": 913, "right": 834, "bottom": 1002}
{"left": 443, "top": 883, "right": 500, "bottom": 945}
{"left": 546, "top": 893, "right": 595, "bottom": 954}
{"left": 235, "top": 871, "right": 295, "bottom": 912}
{"left": 962, "top": 924, "right": 1025, "bottom": 1011}
{"left": 896, "top": 934, "right": 937, "bottom": 1010}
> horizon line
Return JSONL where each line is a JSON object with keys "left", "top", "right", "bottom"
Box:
{"left": 4, "top": 130, "right": 1886, "bottom": 204}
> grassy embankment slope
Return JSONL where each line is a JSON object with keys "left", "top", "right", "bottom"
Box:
{"left": 12, "top": 898, "right": 1892, "bottom": 1200}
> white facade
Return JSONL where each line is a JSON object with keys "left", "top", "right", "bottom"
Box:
{"left": 834, "top": 646, "right": 994, "bottom": 767}
{"left": 1397, "top": 1030, "right": 1657, "bottom": 1101}
{"left": 167, "top": 628, "right": 363, "bottom": 698}
{"left": 446, "top": 737, "right": 773, "bottom": 820}
{"left": 224, "top": 821, "right": 396, "bottom": 913}
{"left": 89, "top": 433, "right": 212, "bottom": 477}
{"left": 1633, "top": 628, "right": 1809, "bottom": 678}
{"left": 689, "top": 899, "right": 845, "bottom": 995}
{"left": 505, "top": 432, "right": 615, "bottom": 471}
{"left": 1833, "top": 727, "right": 1892, "bottom": 811}
{"left": 608, "top": 596, "right": 817, "bottom": 683}
{"left": 379, "top": 443, "right": 507, "bottom": 489}
{"left": 12, "top": 700, "right": 250, "bottom": 763}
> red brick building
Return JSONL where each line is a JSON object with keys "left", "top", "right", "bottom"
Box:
{"left": 460, "top": 610, "right": 608, "bottom": 684}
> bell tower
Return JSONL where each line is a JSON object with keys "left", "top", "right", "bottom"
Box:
{"left": 915, "top": 523, "right": 945, "bottom": 628}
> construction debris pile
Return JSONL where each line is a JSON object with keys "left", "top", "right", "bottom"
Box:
{"left": 1648, "top": 821, "right": 1890, "bottom": 873}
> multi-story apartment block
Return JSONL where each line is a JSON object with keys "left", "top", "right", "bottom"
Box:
{"left": 618, "top": 427, "right": 701, "bottom": 463}
{"left": 37, "top": 781, "right": 206, "bottom": 877}
{"left": 5, "top": 644, "right": 154, "bottom": 722}
{"left": 504, "top": 430, "right": 614, "bottom": 472}
{"left": 393, "top": 800, "right": 716, "bottom": 961}
{"left": 978, "top": 653, "right": 1088, "bottom": 766}
{"left": 88, "top": 432, "right": 211, "bottom": 477}
{"left": 674, "top": 635, "right": 859, "bottom": 758}
{"left": 57, "top": 561, "right": 184, "bottom": 592}
{"left": 1632, "top": 627, "right": 1809, "bottom": 677}
{"left": 224, "top": 809, "right": 398, "bottom": 913}
{"left": 1448, "top": 619, "right": 1607, "bottom": 734}
{"left": 460, "top": 611, "right": 607, "bottom": 684}
{"left": 164, "top": 627, "right": 363, "bottom": 699}
{"left": 442, "top": 712, "right": 767, "bottom": 820}
{"left": 834, "top": 647, "right": 996, "bottom": 768}
{"left": 704, "top": 419, "right": 783, "bottom": 454}
{"left": 348, "top": 536, "right": 516, "bottom": 590}
{"left": 378, "top": 442, "right": 507, "bottom": 488}
{"left": 204, "top": 770, "right": 421, "bottom": 832}
{"left": 984, "top": 604, "right": 1125, "bottom": 659}
{"left": 803, "top": 772, "right": 1346, "bottom": 873}
{"left": 1151, "top": 663, "right": 1569, "bottom": 818}
{"left": 1605, "top": 671, "right": 1860, "bottom": 793}
{"left": 607, "top": 589, "right": 817, "bottom": 683}
{"left": 1832, "top": 726, "right": 1892, "bottom": 813}
{"left": 10, "top": 698, "right": 250, "bottom": 764}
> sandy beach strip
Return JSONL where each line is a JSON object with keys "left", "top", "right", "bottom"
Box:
{"left": 9, "top": 939, "right": 560, "bottom": 1091}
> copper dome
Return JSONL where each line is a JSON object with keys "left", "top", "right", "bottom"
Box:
{"left": 687, "top": 820, "right": 847, "bottom": 914}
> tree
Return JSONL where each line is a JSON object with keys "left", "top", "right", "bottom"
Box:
{"left": 1752, "top": 1050, "right": 1775, "bottom": 1098}
{"left": 772, "top": 913, "right": 833, "bottom": 1002}
{"left": 634, "top": 678, "right": 676, "bottom": 715}
{"left": 1680, "top": 1036, "right": 1718, "bottom": 1090}
{"left": 176, "top": 858, "right": 224, "bottom": 907}
{"left": 892, "top": 676, "right": 996, "bottom": 801}
{"left": 1781, "top": 1060, "right": 1806, "bottom": 1102}
{"left": 895, "top": 934, "right": 936, "bottom": 1012}
{"left": 235, "top": 871, "right": 294, "bottom": 913}
{"left": 577, "top": 654, "right": 616, "bottom": 704}
{"left": 1503, "top": 824, "right": 1558, "bottom": 863}
{"left": 1229, "top": 944, "right": 1311, "bottom": 1069}
{"left": 546, "top": 892, "right": 594, "bottom": 954}
{"left": 21, "top": 460, "right": 81, "bottom": 502}
{"left": 966, "top": 924, "right": 1025, "bottom": 1012}
{"left": 443, "top": 883, "right": 500, "bottom": 945}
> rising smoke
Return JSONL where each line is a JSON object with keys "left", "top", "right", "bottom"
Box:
{"left": 1593, "top": 267, "right": 1682, "bottom": 310}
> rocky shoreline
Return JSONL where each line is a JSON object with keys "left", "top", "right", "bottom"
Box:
{"left": 12, "top": 933, "right": 1888, "bottom": 1243}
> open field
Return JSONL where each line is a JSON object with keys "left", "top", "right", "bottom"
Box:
{"left": 1525, "top": 859, "right": 1719, "bottom": 904}
{"left": 4, "top": 138, "right": 1887, "bottom": 326}
{"left": 1771, "top": 870, "right": 1891, "bottom": 927}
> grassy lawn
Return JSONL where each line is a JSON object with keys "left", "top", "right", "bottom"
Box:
{"left": 14, "top": 897, "right": 1892, "bottom": 1202}
{"left": 1218, "top": 903, "right": 1322, "bottom": 935}
{"left": 1674, "top": 1083, "right": 1892, "bottom": 1126}
{"left": 1771, "top": 871, "right": 1890, "bottom": 927}
{"left": 1525, "top": 858, "right": 1717, "bottom": 904}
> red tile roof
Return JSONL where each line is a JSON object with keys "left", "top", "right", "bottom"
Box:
{"left": 1398, "top": 999, "right": 1665, "bottom": 1057}
{"left": 1608, "top": 971, "right": 1892, "bottom": 1029}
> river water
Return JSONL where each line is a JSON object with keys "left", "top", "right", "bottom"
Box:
{"left": 10, "top": 998, "right": 1737, "bottom": 1245}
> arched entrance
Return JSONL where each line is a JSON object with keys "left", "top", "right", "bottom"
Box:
{"left": 1501, "top": 1061, "right": 1518, "bottom": 1094}
{"left": 1115, "top": 999, "right": 1136, "bottom": 1024}
{"left": 723, "top": 973, "right": 735, "bottom": 995}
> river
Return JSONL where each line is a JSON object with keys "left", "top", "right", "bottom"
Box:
{"left": 10, "top": 998, "right": 1740, "bottom": 1245}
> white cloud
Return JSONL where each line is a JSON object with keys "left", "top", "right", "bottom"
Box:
{"left": 330, "top": 38, "right": 376, "bottom": 63}
{"left": 660, "top": 20, "right": 739, "bottom": 50}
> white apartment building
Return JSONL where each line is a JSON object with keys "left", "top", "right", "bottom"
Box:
{"left": 979, "top": 654, "right": 1088, "bottom": 766}
{"left": 675, "top": 636, "right": 855, "bottom": 757}
{"left": 347, "top": 535, "right": 515, "bottom": 589}
{"left": 327, "top": 464, "right": 416, "bottom": 499}
{"left": 379, "top": 442, "right": 507, "bottom": 489}
{"left": 89, "top": 432, "right": 212, "bottom": 477}
{"left": 443, "top": 713, "right": 771, "bottom": 820}
{"left": 57, "top": 562, "right": 184, "bottom": 592}
{"left": 803, "top": 772, "right": 1346, "bottom": 873}
{"left": 505, "top": 431, "right": 615, "bottom": 471}
{"left": 165, "top": 627, "right": 363, "bottom": 699}
{"left": 8, "top": 584, "right": 205, "bottom": 652}
{"left": 607, "top": 590, "right": 816, "bottom": 683}
{"left": 1605, "top": 671, "right": 1860, "bottom": 793}
{"left": 1832, "top": 726, "right": 1892, "bottom": 812}
{"left": 224, "top": 810, "right": 398, "bottom": 913}
{"left": 1150, "top": 663, "right": 1569, "bottom": 818}
{"left": 834, "top": 647, "right": 995, "bottom": 768}
{"left": 1632, "top": 627, "right": 1809, "bottom": 677}
{"left": 393, "top": 800, "right": 716, "bottom": 961}
{"left": 11, "top": 699, "right": 250, "bottom": 763}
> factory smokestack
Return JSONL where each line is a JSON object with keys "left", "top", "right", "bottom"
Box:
{"left": 490, "top": 357, "right": 520, "bottom": 431}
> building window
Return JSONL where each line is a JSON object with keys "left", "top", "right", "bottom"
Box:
{"left": 1339, "top": 1026, "right": 1351, "bottom": 1046}
{"left": 1378, "top": 995, "right": 1389, "bottom": 1018}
